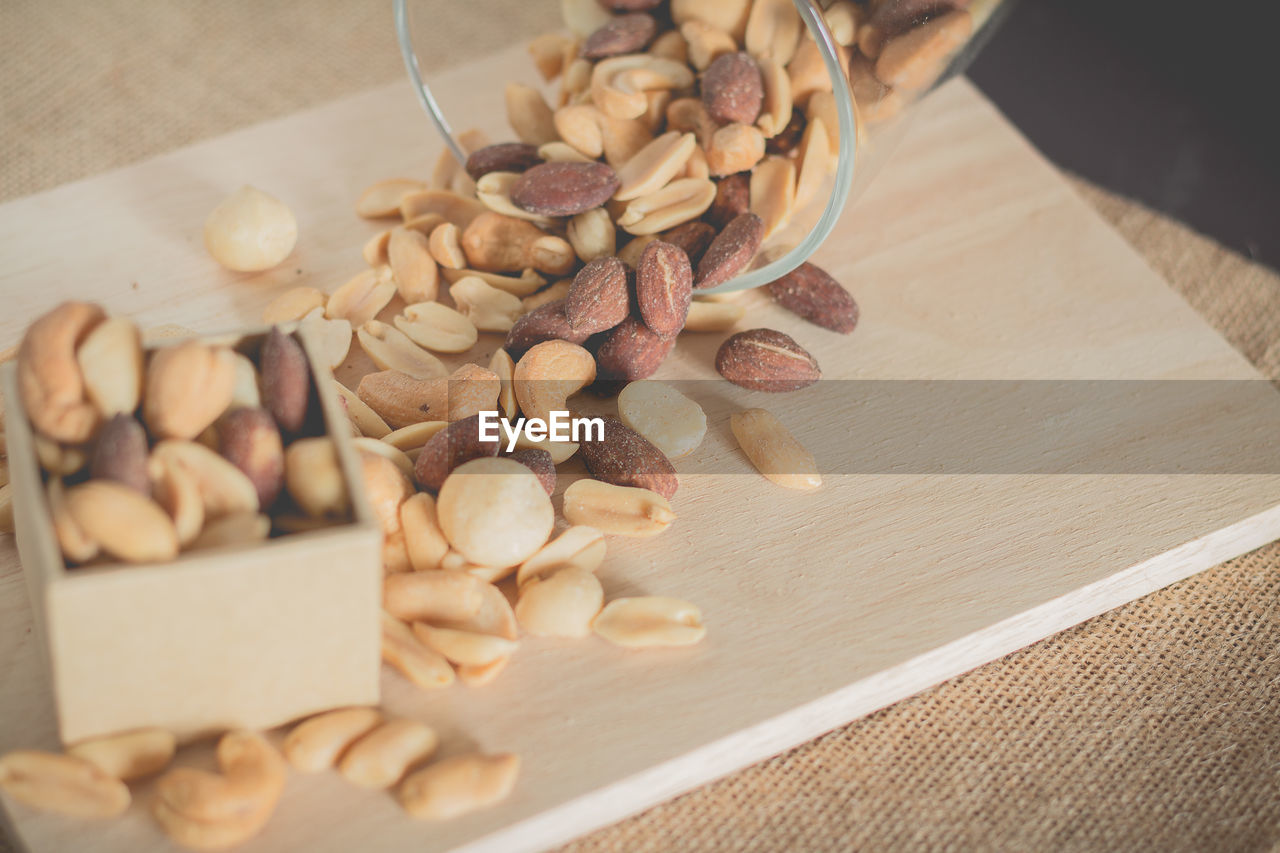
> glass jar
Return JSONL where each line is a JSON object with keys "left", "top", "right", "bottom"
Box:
{"left": 395, "top": 0, "right": 1012, "bottom": 292}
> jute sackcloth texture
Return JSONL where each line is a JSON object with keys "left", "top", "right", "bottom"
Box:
{"left": 2, "top": 1, "right": 1279, "bottom": 850}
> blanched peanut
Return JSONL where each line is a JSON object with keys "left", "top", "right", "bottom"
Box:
{"left": 298, "top": 308, "right": 353, "bottom": 370}
{"left": 616, "top": 177, "right": 717, "bottom": 234}
{"left": 490, "top": 348, "right": 518, "bottom": 419}
{"left": 384, "top": 569, "right": 484, "bottom": 623}
{"left": 749, "top": 155, "right": 796, "bottom": 239}
{"left": 352, "top": 437, "right": 414, "bottom": 478}
{"left": 427, "top": 223, "right": 467, "bottom": 269}
{"left": 590, "top": 55, "right": 695, "bottom": 121}
{"left": 398, "top": 753, "right": 520, "bottom": 820}
{"left": 334, "top": 382, "right": 391, "bottom": 438}
{"left": 64, "top": 480, "right": 179, "bottom": 563}
{"left": 516, "top": 525, "right": 607, "bottom": 588}
{"left": 567, "top": 208, "right": 617, "bottom": 263}
{"left": 681, "top": 21, "right": 736, "bottom": 71}
{"left": 381, "top": 612, "right": 456, "bottom": 689}
{"left": 283, "top": 707, "right": 384, "bottom": 772}
{"left": 152, "top": 439, "right": 260, "bottom": 520}
{"left": 67, "top": 729, "right": 176, "bottom": 781}
{"left": 412, "top": 623, "right": 518, "bottom": 667}
{"left": 357, "top": 321, "right": 448, "bottom": 380}
{"left": 516, "top": 567, "right": 604, "bottom": 638}
{"left": 76, "top": 316, "right": 144, "bottom": 418}
{"left": 395, "top": 302, "right": 478, "bottom": 354}
{"left": 400, "top": 494, "right": 452, "bottom": 571}
{"left": 204, "top": 186, "right": 297, "bottom": 272}
{"left": 505, "top": 83, "right": 559, "bottom": 145}
{"left": 562, "top": 479, "right": 676, "bottom": 537}
{"left": 613, "top": 131, "right": 697, "bottom": 201}
{"left": 326, "top": 267, "right": 397, "bottom": 327}
{"left": 356, "top": 178, "right": 428, "bottom": 219}
{"left": 745, "top": 0, "right": 802, "bottom": 65}
{"left": 730, "top": 407, "right": 822, "bottom": 490}
{"left": 338, "top": 719, "right": 439, "bottom": 789}
{"left": 0, "top": 750, "right": 130, "bottom": 818}
{"left": 388, "top": 227, "right": 440, "bottom": 304}
{"left": 449, "top": 275, "right": 526, "bottom": 334}
{"left": 593, "top": 596, "right": 707, "bottom": 647}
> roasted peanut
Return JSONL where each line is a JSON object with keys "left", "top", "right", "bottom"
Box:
{"left": 398, "top": 753, "right": 520, "bottom": 820}
{"left": 617, "top": 177, "right": 717, "bottom": 234}
{"left": 395, "top": 302, "right": 478, "bottom": 354}
{"left": 516, "top": 525, "right": 607, "bottom": 588}
{"left": 357, "top": 321, "right": 448, "bottom": 380}
{"left": 64, "top": 480, "right": 179, "bottom": 563}
{"left": 284, "top": 437, "right": 349, "bottom": 518}
{"left": 562, "top": 479, "right": 676, "bottom": 537}
{"left": 283, "top": 707, "right": 384, "bottom": 772}
{"left": 326, "top": 267, "right": 397, "bottom": 328}
{"left": 335, "top": 381, "right": 390, "bottom": 438}
{"left": 593, "top": 596, "right": 707, "bottom": 647}
{"left": 505, "top": 83, "right": 559, "bottom": 145}
{"left": 388, "top": 227, "right": 440, "bottom": 304}
{"left": 67, "top": 729, "right": 176, "bottom": 782}
{"left": 516, "top": 567, "right": 604, "bottom": 638}
{"left": 566, "top": 208, "right": 617, "bottom": 263}
{"left": 356, "top": 178, "right": 428, "bottom": 219}
{"left": 338, "top": 719, "right": 439, "bottom": 789}
{"left": 729, "top": 407, "right": 821, "bottom": 490}
{"left": 0, "top": 750, "right": 130, "bottom": 818}
{"left": 76, "top": 316, "right": 144, "bottom": 418}
{"left": 449, "top": 275, "right": 525, "bottom": 333}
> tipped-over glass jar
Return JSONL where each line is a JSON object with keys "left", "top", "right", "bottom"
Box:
{"left": 395, "top": 0, "right": 1011, "bottom": 292}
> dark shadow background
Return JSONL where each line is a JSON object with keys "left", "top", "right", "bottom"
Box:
{"left": 969, "top": 0, "right": 1280, "bottom": 268}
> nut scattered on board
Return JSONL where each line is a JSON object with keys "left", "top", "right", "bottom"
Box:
{"left": 0, "top": 0, "right": 999, "bottom": 836}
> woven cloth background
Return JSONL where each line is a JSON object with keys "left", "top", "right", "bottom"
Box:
{"left": 3, "top": 1, "right": 1279, "bottom": 850}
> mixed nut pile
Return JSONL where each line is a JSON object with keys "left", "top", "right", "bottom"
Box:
{"left": 0, "top": 0, "right": 1000, "bottom": 845}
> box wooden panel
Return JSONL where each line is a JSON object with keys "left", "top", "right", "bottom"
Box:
{"left": 0, "top": 328, "right": 383, "bottom": 745}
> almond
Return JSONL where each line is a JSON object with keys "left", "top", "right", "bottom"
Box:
{"left": 567, "top": 256, "right": 630, "bottom": 334}
{"left": 260, "top": 327, "right": 312, "bottom": 434}
{"left": 658, "top": 221, "right": 715, "bottom": 266}
{"left": 702, "top": 52, "right": 764, "bottom": 125}
{"left": 506, "top": 448, "right": 556, "bottom": 496}
{"left": 579, "top": 416, "right": 678, "bottom": 498}
{"left": 464, "top": 143, "right": 543, "bottom": 181}
{"left": 582, "top": 12, "right": 658, "bottom": 59}
{"left": 706, "top": 173, "right": 751, "bottom": 230}
{"left": 593, "top": 315, "right": 677, "bottom": 391}
{"left": 503, "top": 299, "right": 592, "bottom": 360}
{"left": 413, "top": 414, "right": 500, "bottom": 492}
{"left": 635, "top": 241, "right": 692, "bottom": 338}
{"left": 715, "top": 328, "right": 821, "bottom": 391}
{"left": 694, "top": 212, "right": 764, "bottom": 288}
{"left": 510, "top": 162, "right": 620, "bottom": 217}
{"left": 218, "top": 407, "right": 285, "bottom": 507}
{"left": 766, "top": 262, "right": 859, "bottom": 334}
{"left": 89, "top": 413, "right": 150, "bottom": 494}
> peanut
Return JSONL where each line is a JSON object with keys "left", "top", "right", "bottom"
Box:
{"left": 441, "top": 265, "right": 547, "bottom": 298}
{"left": 449, "top": 275, "right": 525, "bottom": 333}
{"left": 395, "top": 302, "right": 478, "bottom": 354}
{"left": 562, "top": 479, "right": 676, "bottom": 537}
{"left": 516, "top": 567, "right": 604, "bottom": 638}
{"left": 334, "top": 381, "right": 390, "bottom": 438}
{"left": 475, "top": 172, "right": 559, "bottom": 228}
{"left": 616, "top": 177, "right": 717, "bottom": 234}
{"left": 505, "top": 83, "right": 559, "bottom": 145}
{"left": 189, "top": 512, "right": 271, "bottom": 551}
{"left": 64, "top": 480, "right": 179, "bottom": 563}
{"left": 399, "top": 493, "right": 451, "bottom": 572}
{"left": 384, "top": 569, "right": 484, "bottom": 623}
{"left": 357, "top": 320, "right": 448, "bottom": 380}
{"left": 388, "top": 227, "right": 440, "bottom": 304}
{"left": 326, "top": 267, "right": 397, "bottom": 327}
{"left": 593, "top": 596, "right": 707, "bottom": 647}
{"left": 398, "top": 753, "right": 520, "bottom": 820}
{"left": 381, "top": 612, "right": 456, "bottom": 688}
{"left": 749, "top": 155, "right": 797, "bottom": 239}
{"left": 67, "top": 728, "right": 176, "bottom": 782}
{"left": 412, "top": 623, "right": 518, "bottom": 667}
{"left": 0, "top": 750, "right": 130, "bottom": 818}
{"left": 516, "top": 525, "right": 607, "bottom": 588}
{"left": 298, "top": 308, "right": 353, "bottom": 370}
{"left": 566, "top": 208, "right": 617, "bottom": 263}
{"left": 489, "top": 348, "right": 518, "bottom": 419}
{"left": 152, "top": 439, "right": 260, "bottom": 520}
{"left": 338, "top": 719, "right": 439, "bottom": 789}
{"left": 613, "top": 131, "right": 697, "bottom": 201}
{"left": 427, "top": 222, "right": 467, "bottom": 270}
{"left": 76, "top": 316, "right": 144, "bottom": 418}
{"left": 283, "top": 707, "right": 384, "bottom": 772}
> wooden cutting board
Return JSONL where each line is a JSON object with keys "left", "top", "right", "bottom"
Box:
{"left": 3, "top": 44, "right": 1280, "bottom": 853}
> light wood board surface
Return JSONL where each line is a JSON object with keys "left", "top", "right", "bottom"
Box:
{"left": 3, "top": 45, "right": 1280, "bottom": 853}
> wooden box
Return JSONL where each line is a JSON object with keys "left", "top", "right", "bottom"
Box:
{"left": 0, "top": 328, "right": 383, "bottom": 745}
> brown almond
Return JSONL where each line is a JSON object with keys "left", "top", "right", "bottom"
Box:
{"left": 503, "top": 299, "right": 592, "bottom": 361}
{"left": 510, "top": 162, "right": 620, "bottom": 217}
{"left": 659, "top": 221, "right": 715, "bottom": 266}
{"left": 89, "top": 413, "right": 150, "bottom": 494}
{"left": 506, "top": 448, "right": 556, "bottom": 496}
{"left": 701, "top": 52, "right": 764, "bottom": 126}
{"left": 582, "top": 13, "right": 658, "bottom": 59}
{"left": 357, "top": 371, "right": 449, "bottom": 430}
{"left": 706, "top": 173, "right": 751, "bottom": 230}
{"left": 218, "top": 407, "right": 285, "bottom": 507}
{"left": 694, "top": 212, "right": 764, "bottom": 288}
{"left": 567, "top": 257, "right": 630, "bottom": 334}
{"left": 413, "top": 414, "right": 500, "bottom": 492}
{"left": 260, "top": 327, "right": 312, "bottom": 434}
{"left": 579, "top": 416, "right": 677, "bottom": 498}
{"left": 593, "top": 315, "right": 677, "bottom": 391}
{"left": 715, "top": 328, "right": 821, "bottom": 391}
{"left": 464, "top": 143, "right": 543, "bottom": 180}
{"left": 636, "top": 241, "right": 692, "bottom": 338}
{"left": 766, "top": 262, "right": 859, "bottom": 334}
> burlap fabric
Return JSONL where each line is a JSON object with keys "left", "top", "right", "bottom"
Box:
{"left": 3, "top": 2, "right": 1279, "bottom": 850}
